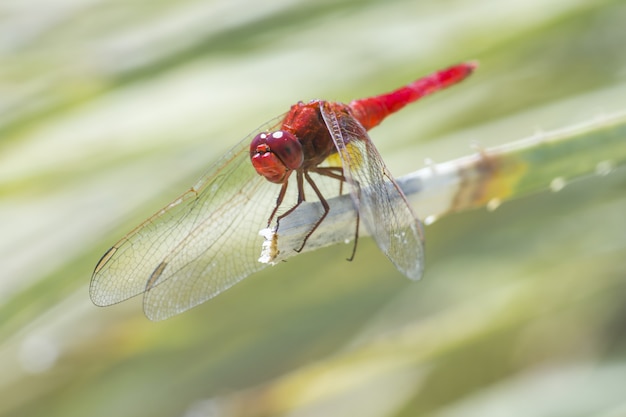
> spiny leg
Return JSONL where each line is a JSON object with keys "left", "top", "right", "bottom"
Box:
{"left": 346, "top": 209, "right": 359, "bottom": 262}
{"left": 267, "top": 180, "right": 289, "bottom": 227}
{"left": 312, "top": 167, "right": 360, "bottom": 261}
{"left": 294, "top": 171, "right": 330, "bottom": 253}
{"left": 312, "top": 166, "right": 345, "bottom": 182}
{"left": 275, "top": 171, "right": 306, "bottom": 231}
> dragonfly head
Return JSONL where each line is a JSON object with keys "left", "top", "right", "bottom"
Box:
{"left": 250, "top": 130, "right": 304, "bottom": 184}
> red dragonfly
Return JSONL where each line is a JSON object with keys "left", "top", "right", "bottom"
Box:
{"left": 91, "top": 62, "right": 476, "bottom": 320}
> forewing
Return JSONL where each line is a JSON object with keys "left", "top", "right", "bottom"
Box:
{"left": 90, "top": 119, "right": 285, "bottom": 320}
{"left": 319, "top": 102, "right": 425, "bottom": 280}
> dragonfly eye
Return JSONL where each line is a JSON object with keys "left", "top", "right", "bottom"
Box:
{"left": 267, "top": 130, "right": 304, "bottom": 170}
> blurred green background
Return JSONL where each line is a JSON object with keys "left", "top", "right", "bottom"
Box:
{"left": 2, "top": 0, "right": 626, "bottom": 416}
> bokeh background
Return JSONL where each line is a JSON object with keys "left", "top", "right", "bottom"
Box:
{"left": 2, "top": 0, "right": 626, "bottom": 416}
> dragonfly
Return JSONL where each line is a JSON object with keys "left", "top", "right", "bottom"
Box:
{"left": 90, "top": 62, "right": 477, "bottom": 320}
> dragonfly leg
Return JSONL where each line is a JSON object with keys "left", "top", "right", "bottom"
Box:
{"left": 294, "top": 171, "right": 330, "bottom": 253}
{"left": 346, "top": 209, "right": 359, "bottom": 262}
{"left": 275, "top": 171, "right": 305, "bottom": 230}
{"left": 311, "top": 166, "right": 359, "bottom": 260}
{"left": 312, "top": 166, "right": 345, "bottom": 181}
{"left": 312, "top": 166, "right": 346, "bottom": 194}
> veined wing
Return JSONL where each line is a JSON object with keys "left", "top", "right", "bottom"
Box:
{"left": 90, "top": 118, "right": 285, "bottom": 320}
{"left": 319, "top": 101, "right": 425, "bottom": 280}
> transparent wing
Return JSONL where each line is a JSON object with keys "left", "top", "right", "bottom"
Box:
{"left": 320, "top": 102, "right": 425, "bottom": 280}
{"left": 90, "top": 118, "right": 287, "bottom": 320}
